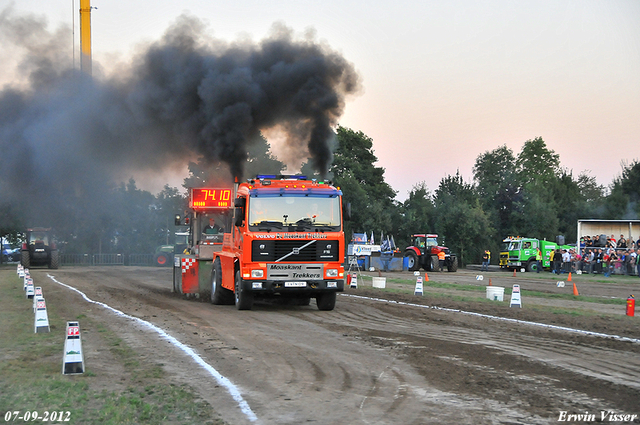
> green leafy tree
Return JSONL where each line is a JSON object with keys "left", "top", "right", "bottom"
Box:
{"left": 433, "top": 171, "right": 494, "bottom": 265}
{"left": 609, "top": 160, "right": 640, "bottom": 219}
{"left": 397, "top": 182, "right": 435, "bottom": 248}
{"left": 515, "top": 137, "right": 560, "bottom": 188}
{"left": 153, "top": 185, "right": 188, "bottom": 245}
{"left": 473, "top": 145, "right": 521, "bottom": 238}
{"left": 330, "top": 126, "right": 397, "bottom": 242}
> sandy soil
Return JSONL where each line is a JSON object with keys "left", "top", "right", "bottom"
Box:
{"left": 18, "top": 266, "right": 640, "bottom": 424}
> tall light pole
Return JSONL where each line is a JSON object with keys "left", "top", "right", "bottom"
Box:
{"left": 79, "top": 0, "right": 93, "bottom": 75}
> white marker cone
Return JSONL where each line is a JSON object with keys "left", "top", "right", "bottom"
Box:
{"left": 34, "top": 298, "right": 50, "bottom": 333}
{"left": 62, "top": 322, "right": 85, "bottom": 374}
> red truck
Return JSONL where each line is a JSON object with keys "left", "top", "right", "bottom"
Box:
{"left": 173, "top": 175, "right": 347, "bottom": 310}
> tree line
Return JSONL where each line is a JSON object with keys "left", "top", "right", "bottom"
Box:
{"left": 1, "top": 127, "right": 639, "bottom": 265}
{"left": 332, "top": 128, "right": 639, "bottom": 265}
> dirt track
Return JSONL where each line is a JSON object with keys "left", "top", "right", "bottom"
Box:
{"left": 23, "top": 267, "right": 640, "bottom": 424}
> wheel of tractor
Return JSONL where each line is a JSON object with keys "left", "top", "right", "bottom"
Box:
{"left": 21, "top": 250, "right": 30, "bottom": 268}
{"left": 234, "top": 270, "right": 254, "bottom": 310}
{"left": 447, "top": 256, "right": 458, "bottom": 272}
{"left": 404, "top": 251, "right": 420, "bottom": 271}
{"left": 49, "top": 250, "right": 59, "bottom": 269}
{"left": 154, "top": 253, "right": 169, "bottom": 267}
{"left": 210, "top": 258, "right": 234, "bottom": 305}
{"left": 316, "top": 292, "right": 336, "bottom": 311}
{"left": 430, "top": 255, "right": 440, "bottom": 272}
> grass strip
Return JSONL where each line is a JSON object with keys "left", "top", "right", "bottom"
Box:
{"left": 0, "top": 269, "right": 224, "bottom": 425}
{"left": 358, "top": 285, "right": 627, "bottom": 318}
{"left": 364, "top": 275, "right": 627, "bottom": 305}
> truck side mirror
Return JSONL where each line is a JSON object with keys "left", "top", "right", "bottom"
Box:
{"left": 234, "top": 197, "right": 246, "bottom": 208}
{"left": 343, "top": 202, "right": 351, "bottom": 221}
{"left": 234, "top": 208, "right": 244, "bottom": 227}
{"left": 234, "top": 197, "right": 246, "bottom": 227}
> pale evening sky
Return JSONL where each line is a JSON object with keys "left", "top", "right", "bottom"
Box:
{"left": 6, "top": 0, "right": 640, "bottom": 201}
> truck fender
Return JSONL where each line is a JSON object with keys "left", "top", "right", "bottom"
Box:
{"left": 217, "top": 254, "right": 238, "bottom": 292}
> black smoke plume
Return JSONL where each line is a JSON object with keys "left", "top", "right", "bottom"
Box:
{"left": 0, "top": 8, "right": 360, "bottom": 228}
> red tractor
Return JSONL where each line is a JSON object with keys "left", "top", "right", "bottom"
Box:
{"left": 21, "top": 228, "right": 59, "bottom": 269}
{"left": 403, "top": 234, "right": 457, "bottom": 272}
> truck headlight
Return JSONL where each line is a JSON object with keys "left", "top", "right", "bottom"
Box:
{"left": 326, "top": 269, "right": 338, "bottom": 278}
{"left": 251, "top": 269, "right": 264, "bottom": 278}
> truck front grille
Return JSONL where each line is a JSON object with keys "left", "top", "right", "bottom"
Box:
{"left": 252, "top": 240, "right": 339, "bottom": 262}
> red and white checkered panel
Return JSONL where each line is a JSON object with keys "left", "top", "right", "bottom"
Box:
{"left": 181, "top": 258, "right": 196, "bottom": 273}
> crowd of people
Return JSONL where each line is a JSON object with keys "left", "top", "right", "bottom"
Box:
{"left": 550, "top": 234, "right": 640, "bottom": 276}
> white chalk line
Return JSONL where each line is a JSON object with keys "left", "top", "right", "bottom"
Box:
{"left": 341, "top": 294, "right": 640, "bottom": 344}
{"left": 47, "top": 274, "right": 258, "bottom": 423}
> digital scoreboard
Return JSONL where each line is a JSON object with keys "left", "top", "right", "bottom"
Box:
{"left": 189, "top": 188, "right": 233, "bottom": 209}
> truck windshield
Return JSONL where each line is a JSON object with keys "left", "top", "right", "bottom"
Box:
{"left": 248, "top": 195, "right": 341, "bottom": 231}
{"left": 506, "top": 242, "right": 520, "bottom": 251}
{"left": 29, "top": 232, "right": 49, "bottom": 244}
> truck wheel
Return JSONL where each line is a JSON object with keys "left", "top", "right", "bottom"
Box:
{"left": 211, "top": 259, "right": 234, "bottom": 305}
{"left": 404, "top": 251, "right": 420, "bottom": 271}
{"left": 526, "top": 260, "right": 537, "bottom": 273}
{"left": 154, "top": 253, "right": 169, "bottom": 267}
{"left": 447, "top": 257, "right": 458, "bottom": 272}
{"left": 49, "top": 250, "right": 59, "bottom": 269}
{"left": 431, "top": 255, "right": 440, "bottom": 272}
{"left": 234, "top": 270, "right": 253, "bottom": 310}
{"left": 21, "top": 250, "right": 30, "bottom": 268}
{"left": 316, "top": 292, "right": 336, "bottom": 311}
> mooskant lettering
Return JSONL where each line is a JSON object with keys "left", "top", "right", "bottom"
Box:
{"left": 269, "top": 264, "right": 303, "bottom": 270}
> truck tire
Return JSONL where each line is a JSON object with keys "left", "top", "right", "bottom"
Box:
{"left": 49, "top": 250, "right": 59, "bottom": 269}
{"left": 21, "top": 250, "right": 30, "bottom": 268}
{"left": 526, "top": 260, "right": 537, "bottom": 273}
{"left": 234, "top": 270, "right": 254, "bottom": 310}
{"left": 447, "top": 256, "right": 458, "bottom": 272}
{"left": 210, "top": 259, "right": 233, "bottom": 305}
{"left": 430, "top": 255, "right": 440, "bottom": 272}
{"left": 316, "top": 292, "right": 336, "bottom": 311}
{"left": 404, "top": 251, "right": 420, "bottom": 271}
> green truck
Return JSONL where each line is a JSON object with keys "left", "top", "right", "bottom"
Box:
{"left": 499, "top": 237, "right": 571, "bottom": 272}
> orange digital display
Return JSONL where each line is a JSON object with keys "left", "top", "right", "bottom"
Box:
{"left": 189, "top": 188, "right": 232, "bottom": 209}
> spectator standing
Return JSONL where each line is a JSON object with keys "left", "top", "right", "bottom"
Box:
{"left": 562, "top": 250, "right": 571, "bottom": 273}
{"left": 481, "top": 250, "right": 490, "bottom": 272}
{"left": 555, "top": 249, "right": 563, "bottom": 274}
{"left": 622, "top": 250, "right": 630, "bottom": 275}
{"left": 603, "top": 251, "right": 611, "bottom": 277}
{"left": 437, "top": 250, "right": 445, "bottom": 271}
{"left": 595, "top": 249, "right": 603, "bottom": 274}
{"left": 629, "top": 248, "right": 637, "bottom": 275}
{"left": 574, "top": 250, "right": 582, "bottom": 272}
{"left": 536, "top": 248, "right": 542, "bottom": 273}
{"left": 618, "top": 235, "right": 627, "bottom": 249}
{"left": 584, "top": 249, "right": 594, "bottom": 273}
